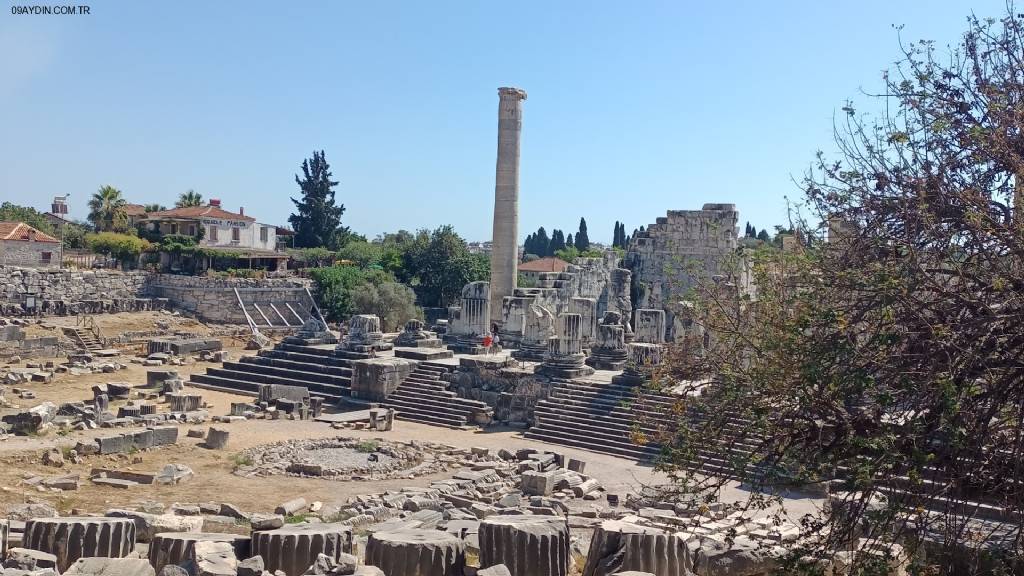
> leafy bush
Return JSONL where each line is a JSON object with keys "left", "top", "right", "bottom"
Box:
{"left": 308, "top": 265, "right": 393, "bottom": 322}
{"left": 351, "top": 281, "right": 421, "bottom": 332}
{"left": 336, "top": 240, "right": 383, "bottom": 268}
{"left": 288, "top": 247, "right": 335, "bottom": 267}
{"left": 554, "top": 246, "right": 604, "bottom": 262}
{"left": 355, "top": 440, "right": 379, "bottom": 453}
{"left": 86, "top": 232, "right": 151, "bottom": 264}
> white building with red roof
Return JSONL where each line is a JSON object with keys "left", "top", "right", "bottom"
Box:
{"left": 0, "top": 222, "right": 60, "bottom": 268}
{"left": 142, "top": 199, "right": 278, "bottom": 252}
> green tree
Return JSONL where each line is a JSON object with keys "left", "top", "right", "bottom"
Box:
{"left": 566, "top": 233, "right": 573, "bottom": 248}
{"left": 175, "top": 190, "right": 203, "bottom": 208}
{"left": 404, "top": 225, "right": 489, "bottom": 307}
{"left": 337, "top": 240, "right": 383, "bottom": 268}
{"left": 61, "top": 223, "right": 88, "bottom": 249}
{"left": 289, "top": 150, "right": 346, "bottom": 249}
{"left": 574, "top": 217, "right": 590, "bottom": 250}
{"left": 756, "top": 229, "right": 770, "bottom": 242}
{"left": 351, "top": 281, "right": 421, "bottom": 332}
{"left": 548, "top": 229, "right": 566, "bottom": 254}
{"left": 87, "top": 185, "right": 128, "bottom": 232}
{"left": 144, "top": 203, "right": 166, "bottom": 213}
{"left": 656, "top": 8, "right": 1024, "bottom": 571}
{"left": 0, "top": 202, "right": 57, "bottom": 236}
{"left": 308, "top": 266, "right": 391, "bottom": 322}
{"left": 86, "top": 232, "right": 150, "bottom": 266}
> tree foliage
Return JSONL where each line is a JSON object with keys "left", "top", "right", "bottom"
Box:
{"left": 289, "top": 150, "right": 347, "bottom": 249}
{"left": 308, "top": 266, "right": 390, "bottom": 322}
{"left": 403, "top": 225, "right": 489, "bottom": 307}
{"left": 654, "top": 9, "right": 1024, "bottom": 572}
{"left": 575, "top": 217, "right": 590, "bottom": 250}
{"left": 87, "top": 185, "right": 128, "bottom": 232}
{"left": 175, "top": 190, "right": 203, "bottom": 208}
{"left": 612, "top": 221, "right": 629, "bottom": 248}
{"left": 351, "top": 281, "right": 421, "bottom": 332}
{"left": 0, "top": 202, "right": 56, "bottom": 236}
{"left": 86, "top": 232, "right": 150, "bottom": 264}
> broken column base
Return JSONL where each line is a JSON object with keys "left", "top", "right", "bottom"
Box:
{"left": 585, "top": 349, "right": 628, "bottom": 371}
{"left": 536, "top": 355, "right": 595, "bottom": 379}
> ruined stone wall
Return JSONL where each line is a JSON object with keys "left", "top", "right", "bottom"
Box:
{"left": 450, "top": 364, "right": 552, "bottom": 425}
{"left": 147, "top": 274, "right": 313, "bottom": 324}
{"left": 0, "top": 266, "right": 157, "bottom": 316}
{"left": 499, "top": 251, "right": 631, "bottom": 343}
{"left": 625, "top": 204, "right": 739, "bottom": 340}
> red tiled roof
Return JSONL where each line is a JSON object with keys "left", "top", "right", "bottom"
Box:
{"left": 0, "top": 222, "right": 59, "bottom": 243}
{"left": 122, "top": 203, "right": 147, "bottom": 216}
{"left": 144, "top": 205, "right": 255, "bottom": 222}
{"left": 519, "top": 257, "right": 570, "bottom": 273}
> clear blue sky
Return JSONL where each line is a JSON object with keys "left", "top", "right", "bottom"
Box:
{"left": 0, "top": 1, "right": 1006, "bottom": 242}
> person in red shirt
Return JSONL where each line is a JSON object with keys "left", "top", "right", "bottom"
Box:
{"left": 482, "top": 334, "right": 493, "bottom": 353}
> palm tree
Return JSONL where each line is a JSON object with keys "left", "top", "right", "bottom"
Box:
{"left": 143, "top": 203, "right": 166, "bottom": 213}
{"left": 176, "top": 190, "right": 203, "bottom": 208}
{"left": 87, "top": 185, "right": 127, "bottom": 232}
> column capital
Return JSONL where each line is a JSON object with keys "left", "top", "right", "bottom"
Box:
{"left": 498, "top": 87, "right": 528, "bottom": 100}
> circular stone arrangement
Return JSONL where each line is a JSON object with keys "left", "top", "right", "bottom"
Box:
{"left": 236, "top": 437, "right": 450, "bottom": 480}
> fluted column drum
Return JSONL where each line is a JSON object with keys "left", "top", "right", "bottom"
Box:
{"left": 479, "top": 515, "right": 570, "bottom": 576}
{"left": 148, "top": 532, "right": 251, "bottom": 574}
{"left": 582, "top": 520, "right": 693, "bottom": 576}
{"left": 252, "top": 522, "right": 354, "bottom": 576}
{"left": 365, "top": 529, "right": 465, "bottom": 576}
{"left": 24, "top": 516, "right": 136, "bottom": 572}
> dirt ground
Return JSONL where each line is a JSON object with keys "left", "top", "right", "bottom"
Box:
{"left": 0, "top": 313, "right": 822, "bottom": 524}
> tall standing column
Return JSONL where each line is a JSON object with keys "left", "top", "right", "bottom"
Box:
{"left": 490, "top": 86, "right": 528, "bottom": 324}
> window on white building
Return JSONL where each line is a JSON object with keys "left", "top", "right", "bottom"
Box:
{"left": 260, "top": 226, "right": 268, "bottom": 242}
{"left": 232, "top": 228, "right": 240, "bottom": 242}
{"left": 209, "top": 226, "right": 218, "bottom": 242}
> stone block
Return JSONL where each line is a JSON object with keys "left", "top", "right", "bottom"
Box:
{"left": 521, "top": 470, "right": 557, "bottom": 496}
{"left": 349, "top": 357, "right": 418, "bottom": 401}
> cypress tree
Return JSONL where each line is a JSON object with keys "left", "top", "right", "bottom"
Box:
{"left": 535, "top": 227, "right": 550, "bottom": 256}
{"left": 289, "top": 150, "right": 346, "bottom": 248}
{"left": 575, "top": 217, "right": 590, "bottom": 250}
{"left": 566, "top": 233, "right": 574, "bottom": 249}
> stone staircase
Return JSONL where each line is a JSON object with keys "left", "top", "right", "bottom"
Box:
{"left": 189, "top": 343, "right": 352, "bottom": 403}
{"left": 524, "top": 378, "right": 671, "bottom": 460}
{"left": 525, "top": 378, "right": 762, "bottom": 476}
{"left": 63, "top": 327, "right": 103, "bottom": 352}
{"left": 380, "top": 362, "right": 491, "bottom": 429}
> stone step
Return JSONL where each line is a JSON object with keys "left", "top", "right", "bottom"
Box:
{"left": 524, "top": 424, "right": 748, "bottom": 477}
{"left": 522, "top": 428, "right": 660, "bottom": 460}
{"left": 278, "top": 343, "right": 337, "bottom": 356}
{"left": 421, "top": 361, "right": 458, "bottom": 373}
{"left": 206, "top": 367, "right": 349, "bottom": 396}
{"left": 224, "top": 360, "right": 352, "bottom": 387}
{"left": 243, "top": 354, "right": 353, "bottom": 377}
{"left": 189, "top": 373, "right": 345, "bottom": 403}
{"left": 383, "top": 395, "right": 479, "bottom": 419}
{"left": 392, "top": 388, "right": 490, "bottom": 410}
{"left": 544, "top": 389, "right": 679, "bottom": 416}
{"left": 188, "top": 374, "right": 262, "bottom": 395}
{"left": 260, "top": 349, "right": 352, "bottom": 368}
{"left": 550, "top": 381, "right": 676, "bottom": 405}
{"left": 532, "top": 404, "right": 672, "bottom": 434}
{"left": 401, "top": 373, "right": 446, "bottom": 385}
{"left": 387, "top": 405, "right": 469, "bottom": 429}
{"left": 533, "top": 408, "right": 762, "bottom": 460}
